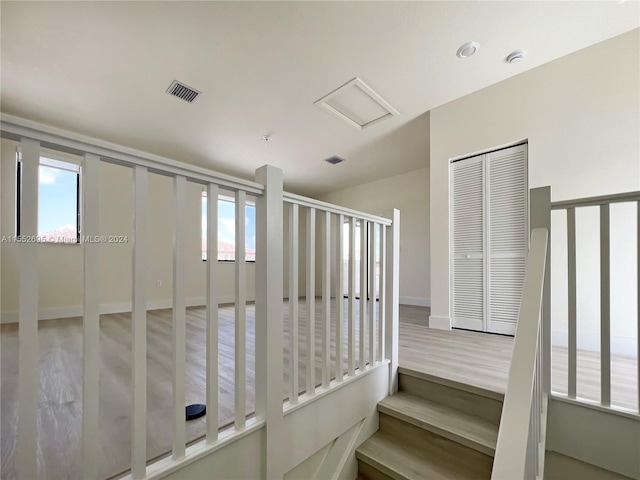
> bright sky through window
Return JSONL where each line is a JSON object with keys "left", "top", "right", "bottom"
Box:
{"left": 201, "top": 193, "right": 256, "bottom": 261}
{"left": 17, "top": 154, "right": 80, "bottom": 243}
{"left": 38, "top": 165, "right": 78, "bottom": 241}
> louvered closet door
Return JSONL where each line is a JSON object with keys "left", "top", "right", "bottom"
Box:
{"left": 452, "top": 156, "right": 485, "bottom": 331}
{"left": 487, "top": 144, "right": 528, "bottom": 335}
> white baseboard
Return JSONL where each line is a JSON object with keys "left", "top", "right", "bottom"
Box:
{"left": 399, "top": 297, "right": 431, "bottom": 307}
{"left": 552, "top": 329, "right": 637, "bottom": 357}
{"left": 428, "top": 315, "right": 451, "bottom": 330}
{"left": 0, "top": 296, "right": 245, "bottom": 324}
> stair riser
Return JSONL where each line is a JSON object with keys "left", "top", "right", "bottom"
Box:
{"left": 357, "top": 460, "right": 396, "bottom": 480}
{"left": 377, "top": 413, "right": 494, "bottom": 476}
{"left": 399, "top": 373, "right": 503, "bottom": 425}
{"left": 377, "top": 403, "right": 496, "bottom": 456}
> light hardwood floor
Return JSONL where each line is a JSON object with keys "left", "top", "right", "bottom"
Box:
{"left": 397, "top": 307, "right": 638, "bottom": 411}
{"left": 398, "top": 313, "right": 514, "bottom": 395}
{"left": 399, "top": 305, "right": 638, "bottom": 412}
{"left": 1, "top": 299, "right": 376, "bottom": 480}
{"left": 1, "top": 303, "right": 637, "bottom": 479}
{"left": 550, "top": 346, "right": 638, "bottom": 411}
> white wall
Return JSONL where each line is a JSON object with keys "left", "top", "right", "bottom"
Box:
{"left": 162, "top": 363, "right": 389, "bottom": 480}
{"left": 547, "top": 398, "right": 640, "bottom": 479}
{"left": 0, "top": 138, "right": 256, "bottom": 321}
{"left": 161, "top": 429, "right": 265, "bottom": 480}
{"left": 315, "top": 166, "right": 430, "bottom": 307}
{"left": 283, "top": 202, "right": 309, "bottom": 299}
{"left": 430, "top": 29, "right": 640, "bottom": 348}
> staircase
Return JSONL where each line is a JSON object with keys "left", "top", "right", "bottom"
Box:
{"left": 356, "top": 368, "right": 503, "bottom": 480}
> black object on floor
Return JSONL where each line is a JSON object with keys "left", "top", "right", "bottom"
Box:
{"left": 185, "top": 404, "right": 206, "bottom": 421}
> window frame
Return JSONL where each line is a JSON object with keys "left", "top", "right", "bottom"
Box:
{"left": 201, "top": 190, "right": 256, "bottom": 262}
{"left": 16, "top": 148, "right": 82, "bottom": 245}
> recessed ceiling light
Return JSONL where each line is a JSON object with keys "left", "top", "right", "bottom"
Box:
{"left": 324, "top": 155, "right": 345, "bottom": 165}
{"left": 456, "top": 42, "right": 480, "bottom": 59}
{"left": 506, "top": 50, "right": 526, "bottom": 64}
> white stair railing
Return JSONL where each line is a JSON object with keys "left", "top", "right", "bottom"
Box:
{"left": 3, "top": 117, "right": 264, "bottom": 479}
{"left": 494, "top": 186, "right": 640, "bottom": 479}
{"left": 1, "top": 113, "right": 401, "bottom": 479}
{"left": 492, "top": 227, "right": 549, "bottom": 480}
{"left": 282, "top": 192, "right": 399, "bottom": 407}
{"left": 550, "top": 190, "right": 640, "bottom": 412}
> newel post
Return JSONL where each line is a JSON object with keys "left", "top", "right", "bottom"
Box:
{"left": 383, "top": 208, "right": 400, "bottom": 395}
{"left": 530, "top": 187, "right": 551, "bottom": 393}
{"left": 255, "top": 165, "right": 284, "bottom": 479}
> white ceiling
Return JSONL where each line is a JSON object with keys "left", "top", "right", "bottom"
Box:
{"left": 1, "top": 1, "right": 638, "bottom": 196}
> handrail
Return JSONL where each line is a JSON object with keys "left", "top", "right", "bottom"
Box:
{"left": 283, "top": 191, "right": 393, "bottom": 225}
{"left": 492, "top": 228, "right": 549, "bottom": 480}
{"left": 0, "top": 113, "right": 264, "bottom": 194}
{"left": 551, "top": 190, "right": 640, "bottom": 210}
{"left": 4, "top": 115, "right": 402, "bottom": 480}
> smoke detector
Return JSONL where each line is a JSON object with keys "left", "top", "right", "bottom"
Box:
{"left": 507, "top": 50, "right": 526, "bottom": 64}
{"left": 166, "top": 80, "right": 201, "bottom": 103}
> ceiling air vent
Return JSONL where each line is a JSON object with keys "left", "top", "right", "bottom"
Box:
{"left": 166, "top": 80, "right": 201, "bottom": 103}
{"left": 324, "top": 155, "right": 345, "bottom": 165}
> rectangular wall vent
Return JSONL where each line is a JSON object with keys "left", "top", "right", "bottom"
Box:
{"left": 314, "top": 77, "right": 399, "bottom": 131}
{"left": 166, "top": 80, "right": 201, "bottom": 103}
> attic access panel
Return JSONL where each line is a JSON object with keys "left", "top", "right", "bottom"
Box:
{"left": 314, "top": 77, "right": 400, "bottom": 131}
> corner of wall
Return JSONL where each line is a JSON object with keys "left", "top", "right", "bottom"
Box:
{"left": 428, "top": 315, "right": 451, "bottom": 330}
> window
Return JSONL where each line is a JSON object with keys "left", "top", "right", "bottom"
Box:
{"left": 342, "top": 220, "right": 381, "bottom": 300}
{"left": 16, "top": 151, "right": 81, "bottom": 244}
{"left": 201, "top": 192, "right": 256, "bottom": 261}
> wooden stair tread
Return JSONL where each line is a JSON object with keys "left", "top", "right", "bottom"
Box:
{"left": 398, "top": 367, "right": 505, "bottom": 401}
{"left": 378, "top": 392, "right": 498, "bottom": 456}
{"left": 356, "top": 431, "right": 493, "bottom": 480}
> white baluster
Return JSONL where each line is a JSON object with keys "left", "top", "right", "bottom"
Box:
{"left": 348, "top": 217, "right": 356, "bottom": 376}
{"left": 369, "top": 223, "right": 376, "bottom": 366}
{"left": 289, "top": 203, "right": 299, "bottom": 403}
{"left": 322, "top": 211, "right": 331, "bottom": 387}
{"left": 567, "top": 207, "right": 577, "bottom": 399}
{"left": 17, "top": 138, "right": 39, "bottom": 480}
{"left": 359, "top": 220, "right": 367, "bottom": 370}
{"left": 206, "top": 184, "right": 219, "bottom": 441}
{"left": 600, "top": 204, "right": 611, "bottom": 407}
{"left": 82, "top": 153, "right": 100, "bottom": 479}
{"left": 378, "top": 225, "right": 387, "bottom": 362}
{"left": 131, "top": 165, "right": 148, "bottom": 479}
{"left": 306, "top": 207, "right": 316, "bottom": 395}
{"left": 172, "top": 175, "right": 187, "bottom": 458}
{"left": 335, "top": 215, "right": 344, "bottom": 382}
{"left": 235, "top": 190, "right": 247, "bottom": 428}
